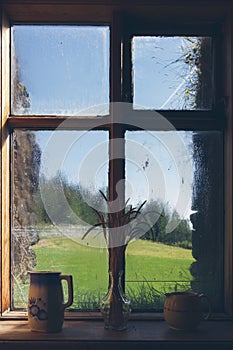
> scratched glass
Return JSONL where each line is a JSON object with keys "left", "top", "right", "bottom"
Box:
{"left": 132, "top": 36, "right": 213, "bottom": 110}
{"left": 11, "top": 129, "right": 109, "bottom": 309}
{"left": 11, "top": 25, "right": 110, "bottom": 116}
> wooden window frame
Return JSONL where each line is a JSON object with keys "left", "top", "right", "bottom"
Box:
{"left": 0, "top": 1, "right": 232, "bottom": 319}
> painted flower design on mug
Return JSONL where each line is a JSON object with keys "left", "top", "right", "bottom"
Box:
{"left": 29, "top": 297, "right": 48, "bottom": 321}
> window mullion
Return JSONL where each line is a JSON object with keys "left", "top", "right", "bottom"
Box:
{"left": 109, "top": 12, "right": 125, "bottom": 205}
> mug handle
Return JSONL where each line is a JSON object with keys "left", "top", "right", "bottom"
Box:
{"left": 60, "top": 275, "right": 73, "bottom": 309}
{"left": 198, "top": 294, "right": 211, "bottom": 320}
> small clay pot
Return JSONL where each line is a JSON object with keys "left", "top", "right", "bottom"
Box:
{"left": 164, "top": 291, "right": 211, "bottom": 331}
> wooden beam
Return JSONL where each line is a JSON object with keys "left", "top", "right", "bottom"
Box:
{"left": 1, "top": 9, "right": 11, "bottom": 314}
{"left": 2, "top": 1, "right": 231, "bottom": 24}
{"left": 8, "top": 116, "right": 112, "bottom": 130}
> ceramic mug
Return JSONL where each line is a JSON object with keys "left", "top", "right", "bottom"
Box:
{"left": 164, "top": 291, "right": 211, "bottom": 331}
{"left": 28, "top": 271, "right": 73, "bottom": 332}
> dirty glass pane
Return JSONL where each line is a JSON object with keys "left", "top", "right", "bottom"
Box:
{"left": 11, "top": 25, "right": 110, "bottom": 116}
{"left": 11, "top": 128, "right": 223, "bottom": 312}
{"left": 125, "top": 130, "right": 223, "bottom": 312}
{"left": 132, "top": 36, "right": 213, "bottom": 110}
{"left": 11, "top": 129, "right": 109, "bottom": 309}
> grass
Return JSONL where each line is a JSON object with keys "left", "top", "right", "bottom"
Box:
{"left": 126, "top": 240, "right": 194, "bottom": 310}
{"left": 127, "top": 239, "right": 193, "bottom": 259}
{"left": 13, "top": 235, "right": 195, "bottom": 311}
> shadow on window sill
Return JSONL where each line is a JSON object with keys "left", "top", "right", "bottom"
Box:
{"left": 0, "top": 319, "right": 232, "bottom": 349}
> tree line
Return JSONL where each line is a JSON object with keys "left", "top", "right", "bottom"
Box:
{"left": 35, "top": 174, "right": 192, "bottom": 249}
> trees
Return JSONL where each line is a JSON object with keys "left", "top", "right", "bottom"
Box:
{"left": 35, "top": 182, "right": 192, "bottom": 250}
{"left": 141, "top": 201, "right": 192, "bottom": 249}
{"left": 36, "top": 173, "right": 105, "bottom": 226}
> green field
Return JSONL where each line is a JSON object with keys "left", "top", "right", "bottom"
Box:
{"left": 13, "top": 236, "right": 195, "bottom": 311}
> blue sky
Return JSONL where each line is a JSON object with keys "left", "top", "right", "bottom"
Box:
{"left": 133, "top": 36, "right": 192, "bottom": 109}
{"left": 12, "top": 25, "right": 196, "bottom": 218}
{"left": 12, "top": 25, "right": 109, "bottom": 115}
{"left": 12, "top": 25, "right": 202, "bottom": 114}
{"left": 37, "top": 128, "right": 193, "bottom": 220}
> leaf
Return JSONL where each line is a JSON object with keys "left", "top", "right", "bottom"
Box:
{"left": 81, "top": 223, "right": 105, "bottom": 240}
{"left": 91, "top": 207, "right": 105, "bottom": 225}
{"left": 136, "top": 200, "right": 147, "bottom": 214}
{"left": 99, "top": 190, "right": 108, "bottom": 202}
{"left": 83, "top": 194, "right": 148, "bottom": 245}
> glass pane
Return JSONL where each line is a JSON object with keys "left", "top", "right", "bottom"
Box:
{"left": 11, "top": 128, "right": 223, "bottom": 313}
{"left": 11, "top": 129, "right": 109, "bottom": 309}
{"left": 125, "top": 131, "right": 223, "bottom": 312}
{"left": 132, "top": 36, "right": 213, "bottom": 110}
{"left": 11, "top": 25, "right": 110, "bottom": 116}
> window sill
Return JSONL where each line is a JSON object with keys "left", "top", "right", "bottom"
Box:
{"left": 0, "top": 320, "right": 233, "bottom": 350}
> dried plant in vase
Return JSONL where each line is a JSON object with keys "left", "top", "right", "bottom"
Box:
{"left": 83, "top": 191, "right": 151, "bottom": 331}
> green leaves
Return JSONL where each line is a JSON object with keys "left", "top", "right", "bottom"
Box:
{"left": 82, "top": 192, "right": 148, "bottom": 246}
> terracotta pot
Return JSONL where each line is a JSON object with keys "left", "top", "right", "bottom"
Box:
{"left": 28, "top": 271, "right": 73, "bottom": 333}
{"left": 164, "top": 291, "right": 211, "bottom": 331}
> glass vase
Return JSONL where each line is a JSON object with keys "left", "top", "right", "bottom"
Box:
{"left": 100, "top": 270, "right": 131, "bottom": 331}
